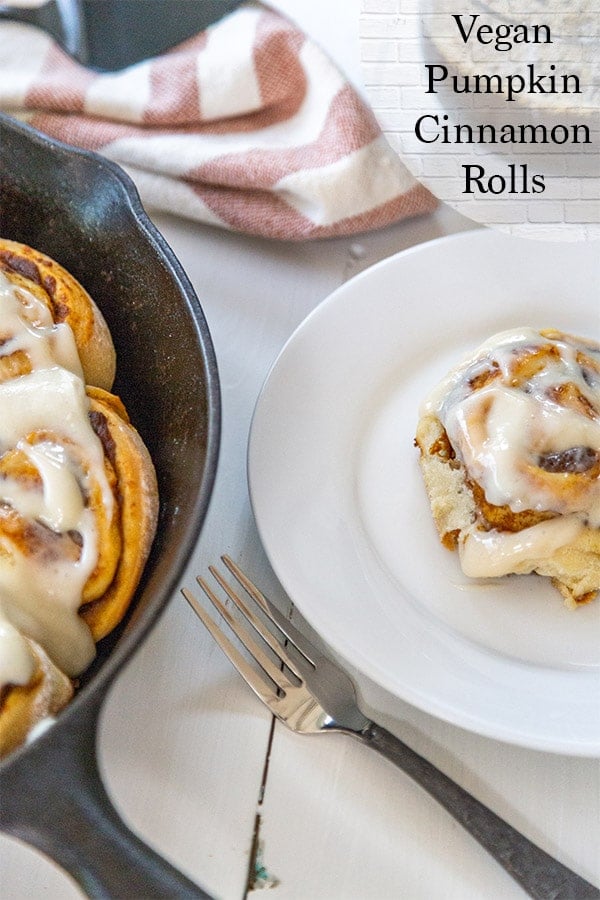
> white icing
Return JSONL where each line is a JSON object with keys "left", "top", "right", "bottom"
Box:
{"left": 0, "top": 271, "right": 83, "bottom": 379}
{"left": 425, "top": 327, "right": 600, "bottom": 571}
{"left": 0, "top": 615, "right": 34, "bottom": 686}
{"left": 0, "top": 270, "right": 111, "bottom": 686}
{"left": 460, "top": 516, "right": 584, "bottom": 578}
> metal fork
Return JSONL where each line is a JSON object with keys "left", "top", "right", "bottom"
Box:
{"left": 182, "top": 556, "right": 599, "bottom": 900}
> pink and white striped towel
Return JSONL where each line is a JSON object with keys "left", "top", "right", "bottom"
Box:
{"left": 0, "top": 2, "right": 436, "bottom": 240}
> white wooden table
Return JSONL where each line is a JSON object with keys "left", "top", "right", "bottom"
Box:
{"left": 2, "top": 3, "right": 599, "bottom": 898}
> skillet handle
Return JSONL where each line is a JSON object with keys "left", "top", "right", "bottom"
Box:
{"left": 0, "top": 693, "right": 211, "bottom": 899}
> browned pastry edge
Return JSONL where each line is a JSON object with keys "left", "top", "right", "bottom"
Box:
{"left": 81, "top": 386, "right": 159, "bottom": 640}
{"left": 0, "top": 638, "right": 74, "bottom": 758}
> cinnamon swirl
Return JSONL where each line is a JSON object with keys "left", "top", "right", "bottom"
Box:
{"left": 0, "top": 243, "right": 158, "bottom": 756}
{"left": 415, "top": 328, "right": 600, "bottom": 607}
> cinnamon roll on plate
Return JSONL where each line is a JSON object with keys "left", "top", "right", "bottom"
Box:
{"left": 0, "top": 240, "right": 158, "bottom": 757}
{"left": 415, "top": 328, "right": 600, "bottom": 607}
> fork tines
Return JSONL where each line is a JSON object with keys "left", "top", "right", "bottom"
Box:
{"left": 182, "top": 556, "right": 309, "bottom": 712}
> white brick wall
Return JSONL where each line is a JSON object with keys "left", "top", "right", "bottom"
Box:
{"left": 359, "top": 0, "right": 600, "bottom": 240}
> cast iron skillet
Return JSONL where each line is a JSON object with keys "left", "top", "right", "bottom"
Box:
{"left": 0, "top": 114, "right": 220, "bottom": 897}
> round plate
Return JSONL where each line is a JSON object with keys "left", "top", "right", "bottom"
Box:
{"left": 248, "top": 229, "right": 600, "bottom": 756}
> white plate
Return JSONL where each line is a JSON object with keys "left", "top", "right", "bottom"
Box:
{"left": 248, "top": 229, "right": 600, "bottom": 756}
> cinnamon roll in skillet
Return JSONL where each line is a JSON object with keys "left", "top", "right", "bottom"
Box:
{"left": 415, "top": 328, "right": 600, "bottom": 607}
{"left": 0, "top": 240, "right": 158, "bottom": 757}
{"left": 0, "top": 238, "right": 116, "bottom": 390}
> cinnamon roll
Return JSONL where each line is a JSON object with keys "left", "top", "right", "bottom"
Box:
{"left": 415, "top": 328, "right": 600, "bottom": 607}
{"left": 0, "top": 238, "right": 116, "bottom": 390}
{"left": 0, "top": 244, "right": 158, "bottom": 756}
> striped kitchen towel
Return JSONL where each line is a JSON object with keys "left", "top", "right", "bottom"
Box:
{"left": 0, "top": 2, "right": 436, "bottom": 240}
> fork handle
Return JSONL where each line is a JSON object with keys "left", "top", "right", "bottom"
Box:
{"left": 359, "top": 724, "right": 598, "bottom": 899}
